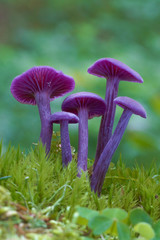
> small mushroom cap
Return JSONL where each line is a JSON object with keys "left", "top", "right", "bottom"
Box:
{"left": 50, "top": 111, "right": 79, "bottom": 124}
{"left": 88, "top": 58, "right": 143, "bottom": 83}
{"left": 11, "top": 66, "right": 75, "bottom": 105}
{"left": 114, "top": 96, "right": 147, "bottom": 118}
{"left": 62, "top": 92, "right": 106, "bottom": 119}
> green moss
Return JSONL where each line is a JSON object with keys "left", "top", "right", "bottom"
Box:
{"left": 0, "top": 135, "right": 160, "bottom": 223}
{"left": 0, "top": 186, "right": 12, "bottom": 206}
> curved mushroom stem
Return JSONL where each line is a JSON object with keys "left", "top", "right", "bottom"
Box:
{"left": 60, "top": 121, "right": 72, "bottom": 167}
{"left": 77, "top": 108, "right": 88, "bottom": 177}
{"left": 35, "top": 92, "right": 52, "bottom": 154}
{"left": 91, "top": 109, "right": 132, "bottom": 196}
{"left": 94, "top": 77, "right": 119, "bottom": 169}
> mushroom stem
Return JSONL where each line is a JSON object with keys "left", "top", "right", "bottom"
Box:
{"left": 60, "top": 121, "right": 72, "bottom": 167}
{"left": 35, "top": 92, "right": 52, "bottom": 153}
{"left": 91, "top": 109, "right": 132, "bottom": 196}
{"left": 77, "top": 108, "right": 88, "bottom": 176}
{"left": 94, "top": 77, "right": 119, "bottom": 168}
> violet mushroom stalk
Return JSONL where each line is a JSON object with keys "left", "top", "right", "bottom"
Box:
{"left": 50, "top": 111, "right": 79, "bottom": 167}
{"left": 91, "top": 96, "right": 147, "bottom": 196}
{"left": 88, "top": 58, "right": 143, "bottom": 168}
{"left": 62, "top": 92, "right": 106, "bottom": 176}
{"left": 10, "top": 66, "right": 75, "bottom": 153}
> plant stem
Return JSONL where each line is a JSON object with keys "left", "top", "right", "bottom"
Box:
{"left": 91, "top": 109, "right": 132, "bottom": 195}
{"left": 94, "top": 77, "right": 119, "bottom": 168}
{"left": 60, "top": 121, "right": 72, "bottom": 167}
{"left": 35, "top": 92, "right": 52, "bottom": 154}
{"left": 77, "top": 108, "right": 88, "bottom": 176}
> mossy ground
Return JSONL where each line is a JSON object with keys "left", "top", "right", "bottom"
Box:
{"left": 0, "top": 133, "right": 160, "bottom": 239}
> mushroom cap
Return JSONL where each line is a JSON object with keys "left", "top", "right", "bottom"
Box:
{"left": 50, "top": 111, "right": 79, "bottom": 124}
{"left": 62, "top": 92, "right": 106, "bottom": 119}
{"left": 87, "top": 58, "right": 143, "bottom": 83}
{"left": 114, "top": 96, "right": 147, "bottom": 118}
{"left": 11, "top": 66, "right": 75, "bottom": 105}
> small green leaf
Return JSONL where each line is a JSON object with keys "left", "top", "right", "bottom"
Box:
{"left": 76, "top": 215, "right": 88, "bottom": 225}
{"left": 129, "top": 208, "right": 152, "bottom": 225}
{"left": 88, "top": 215, "right": 113, "bottom": 235}
{"left": 105, "top": 220, "right": 117, "bottom": 235}
{"left": 76, "top": 207, "right": 99, "bottom": 226}
{"left": 77, "top": 207, "right": 98, "bottom": 221}
{"left": 102, "top": 208, "right": 128, "bottom": 221}
{"left": 153, "top": 220, "right": 160, "bottom": 237}
{"left": 117, "top": 222, "right": 131, "bottom": 240}
{"left": 134, "top": 222, "right": 155, "bottom": 239}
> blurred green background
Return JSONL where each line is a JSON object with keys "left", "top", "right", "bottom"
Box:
{"left": 0, "top": 0, "right": 160, "bottom": 167}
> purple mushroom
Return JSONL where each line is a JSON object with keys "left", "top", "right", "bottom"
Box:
{"left": 50, "top": 111, "right": 79, "bottom": 167}
{"left": 61, "top": 92, "right": 106, "bottom": 176}
{"left": 10, "top": 66, "right": 75, "bottom": 153}
{"left": 88, "top": 58, "right": 143, "bottom": 168}
{"left": 91, "top": 96, "right": 147, "bottom": 195}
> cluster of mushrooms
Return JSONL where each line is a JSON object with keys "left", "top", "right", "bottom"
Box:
{"left": 10, "top": 58, "right": 147, "bottom": 196}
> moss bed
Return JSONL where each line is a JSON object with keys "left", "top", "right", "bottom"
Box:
{"left": 0, "top": 135, "right": 160, "bottom": 240}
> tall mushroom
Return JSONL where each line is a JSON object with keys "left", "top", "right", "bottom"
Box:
{"left": 50, "top": 111, "right": 79, "bottom": 167}
{"left": 62, "top": 92, "right": 106, "bottom": 176}
{"left": 10, "top": 66, "right": 75, "bottom": 153}
{"left": 91, "top": 96, "right": 147, "bottom": 195}
{"left": 88, "top": 58, "right": 143, "bottom": 167}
